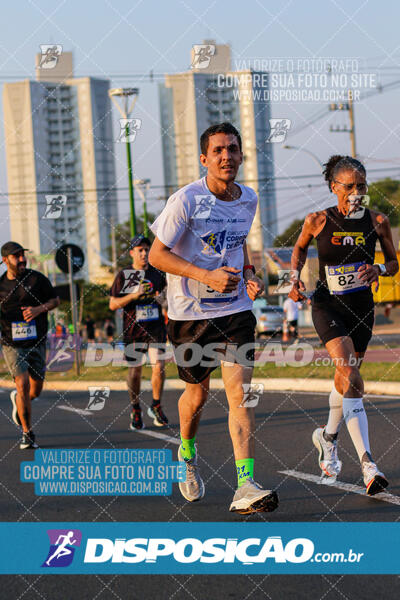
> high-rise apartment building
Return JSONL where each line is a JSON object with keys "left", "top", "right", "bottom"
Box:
{"left": 159, "top": 40, "right": 277, "bottom": 251}
{"left": 3, "top": 51, "right": 117, "bottom": 281}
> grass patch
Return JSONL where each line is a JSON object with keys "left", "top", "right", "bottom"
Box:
{"left": 0, "top": 360, "right": 398, "bottom": 382}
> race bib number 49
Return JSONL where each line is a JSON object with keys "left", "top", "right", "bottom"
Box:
{"left": 325, "top": 262, "right": 369, "bottom": 295}
{"left": 11, "top": 320, "right": 37, "bottom": 341}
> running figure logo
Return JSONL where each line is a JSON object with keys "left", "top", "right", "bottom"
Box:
{"left": 117, "top": 118, "right": 142, "bottom": 143}
{"left": 191, "top": 44, "right": 215, "bottom": 69}
{"left": 47, "top": 334, "right": 80, "bottom": 372}
{"left": 267, "top": 119, "right": 292, "bottom": 143}
{"left": 193, "top": 195, "right": 216, "bottom": 219}
{"left": 275, "top": 269, "right": 299, "bottom": 294}
{"left": 120, "top": 269, "right": 145, "bottom": 294}
{"left": 240, "top": 383, "right": 264, "bottom": 408}
{"left": 43, "top": 195, "right": 67, "bottom": 219}
{"left": 200, "top": 231, "right": 226, "bottom": 255}
{"left": 87, "top": 387, "right": 110, "bottom": 411}
{"left": 42, "top": 529, "right": 81, "bottom": 567}
{"left": 38, "top": 45, "right": 63, "bottom": 69}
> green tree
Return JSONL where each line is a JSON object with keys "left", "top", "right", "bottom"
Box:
{"left": 273, "top": 219, "right": 304, "bottom": 247}
{"left": 58, "top": 282, "right": 112, "bottom": 327}
{"left": 367, "top": 178, "right": 400, "bottom": 226}
{"left": 111, "top": 215, "right": 155, "bottom": 269}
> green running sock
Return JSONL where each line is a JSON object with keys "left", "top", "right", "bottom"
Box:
{"left": 180, "top": 435, "right": 196, "bottom": 461}
{"left": 236, "top": 458, "right": 254, "bottom": 487}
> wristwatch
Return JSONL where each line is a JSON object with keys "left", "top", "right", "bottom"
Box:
{"left": 243, "top": 264, "right": 256, "bottom": 275}
{"left": 376, "top": 263, "right": 387, "bottom": 275}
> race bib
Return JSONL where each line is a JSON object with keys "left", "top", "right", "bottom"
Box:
{"left": 11, "top": 320, "right": 37, "bottom": 341}
{"left": 325, "top": 262, "right": 369, "bottom": 295}
{"left": 196, "top": 281, "right": 239, "bottom": 304}
{"left": 136, "top": 304, "right": 159, "bottom": 322}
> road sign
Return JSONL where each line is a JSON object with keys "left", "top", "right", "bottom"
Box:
{"left": 55, "top": 244, "right": 84, "bottom": 274}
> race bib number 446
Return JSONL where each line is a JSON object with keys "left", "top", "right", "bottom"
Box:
{"left": 325, "top": 262, "right": 369, "bottom": 295}
{"left": 11, "top": 320, "right": 37, "bottom": 341}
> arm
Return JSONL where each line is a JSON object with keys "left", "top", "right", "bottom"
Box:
{"left": 289, "top": 213, "right": 321, "bottom": 301}
{"left": 109, "top": 286, "right": 149, "bottom": 311}
{"left": 22, "top": 297, "right": 60, "bottom": 322}
{"left": 358, "top": 213, "right": 399, "bottom": 287}
{"left": 149, "top": 238, "right": 241, "bottom": 293}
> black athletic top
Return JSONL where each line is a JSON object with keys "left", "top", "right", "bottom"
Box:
{"left": 315, "top": 206, "right": 378, "bottom": 295}
{"left": 110, "top": 265, "right": 166, "bottom": 342}
{"left": 0, "top": 269, "right": 57, "bottom": 347}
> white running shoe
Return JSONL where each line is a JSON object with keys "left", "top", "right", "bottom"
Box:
{"left": 177, "top": 445, "right": 205, "bottom": 502}
{"left": 10, "top": 390, "right": 21, "bottom": 427}
{"left": 312, "top": 427, "right": 342, "bottom": 478}
{"left": 229, "top": 478, "right": 279, "bottom": 514}
{"left": 362, "top": 461, "right": 388, "bottom": 496}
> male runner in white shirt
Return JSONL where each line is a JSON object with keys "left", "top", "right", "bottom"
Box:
{"left": 149, "top": 122, "right": 278, "bottom": 514}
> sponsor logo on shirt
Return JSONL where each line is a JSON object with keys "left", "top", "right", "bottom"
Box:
{"left": 200, "top": 230, "right": 248, "bottom": 255}
{"left": 331, "top": 232, "right": 365, "bottom": 246}
{"left": 201, "top": 231, "right": 226, "bottom": 255}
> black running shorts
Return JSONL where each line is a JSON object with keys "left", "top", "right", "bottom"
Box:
{"left": 311, "top": 283, "right": 374, "bottom": 352}
{"left": 167, "top": 310, "right": 257, "bottom": 384}
{"left": 123, "top": 325, "right": 167, "bottom": 364}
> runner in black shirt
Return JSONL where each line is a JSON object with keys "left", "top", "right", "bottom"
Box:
{"left": 0, "top": 242, "right": 59, "bottom": 449}
{"left": 289, "top": 156, "right": 398, "bottom": 495}
{"left": 110, "top": 235, "right": 168, "bottom": 430}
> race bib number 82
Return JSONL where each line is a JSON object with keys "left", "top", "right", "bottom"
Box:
{"left": 325, "top": 262, "right": 369, "bottom": 295}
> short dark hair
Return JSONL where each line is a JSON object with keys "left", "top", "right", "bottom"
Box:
{"left": 200, "top": 122, "right": 242, "bottom": 155}
{"left": 323, "top": 155, "right": 366, "bottom": 192}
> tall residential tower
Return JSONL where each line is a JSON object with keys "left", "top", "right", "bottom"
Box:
{"left": 159, "top": 41, "right": 277, "bottom": 252}
{"left": 3, "top": 51, "right": 117, "bottom": 281}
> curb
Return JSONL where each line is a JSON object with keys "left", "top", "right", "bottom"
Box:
{"left": 0, "top": 378, "right": 398, "bottom": 396}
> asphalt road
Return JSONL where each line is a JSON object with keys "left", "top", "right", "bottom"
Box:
{"left": 0, "top": 387, "right": 399, "bottom": 599}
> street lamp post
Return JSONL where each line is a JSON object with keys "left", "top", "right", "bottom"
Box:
{"left": 109, "top": 87, "right": 139, "bottom": 237}
{"left": 134, "top": 178, "right": 151, "bottom": 237}
{"left": 283, "top": 145, "right": 322, "bottom": 168}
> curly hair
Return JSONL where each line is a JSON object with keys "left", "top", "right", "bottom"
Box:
{"left": 323, "top": 155, "right": 366, "bottom": 192}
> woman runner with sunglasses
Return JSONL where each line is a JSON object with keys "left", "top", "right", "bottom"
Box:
{"left": 289, "top": 155, "right": 398, "bottom": 495}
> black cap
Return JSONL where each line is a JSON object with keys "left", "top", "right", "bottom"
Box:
{"left": 129, "top": 234, "right": 151, "bottom": 249}
{"left": 1, "top": 241, "right": 28, "bottom": 258}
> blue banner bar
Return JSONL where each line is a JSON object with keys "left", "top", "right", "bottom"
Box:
{"left": 0, "top": 522, "right": 399, "bottom": 574}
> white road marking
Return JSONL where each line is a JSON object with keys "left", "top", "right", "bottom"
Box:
{"left": 264, "top": 390, "right": 400, "bottom": 400}
{"left": 279, "top": 469, "right": 400, "bottom": 505}
{"left": 58, "top": 405, "right": 93, "bottom": 416}
{"left": 135, "top": 429, "right": 180, "bottom": 445}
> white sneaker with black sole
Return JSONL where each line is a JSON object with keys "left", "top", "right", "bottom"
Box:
{"left": 229, "top": 478, "right": 279, "bottom": 514}
{"left": 312, "top": 427, "right": 342, "bottom": 478}
{"left": 362, "top": 461, "right": 388, "bottom": 496}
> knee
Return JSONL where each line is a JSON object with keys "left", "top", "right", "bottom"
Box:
{"left": 128, "top": 367, "right": 141, "bottom": 383}
{"left": 188, "top": 386, "right": 208, "bottom": 408}
{"left": 152, "top": 362, "right": 165, "bottom": 377}
{"left": 341, "top": 366, "right": 363, "bottom": 393}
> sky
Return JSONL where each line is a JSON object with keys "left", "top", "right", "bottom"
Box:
{"left": 1, "top": 0, "right": 400, "bottom": 240}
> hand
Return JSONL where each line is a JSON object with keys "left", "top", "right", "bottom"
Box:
{"left": 288, "top": 279, "right": 307, "bottom": 302}
{"left": 204, "top": 267, "right": 241, "bottom": 293}
{"left": 21, "top": 306, "right": 42, "bottom": 322}
{"left": 358, "top": 264, "right": 380, "bottom": 292}
{"left": 244, "top": 273, "right": 264, "bottom": 300}
{"left": 130, "top": 283, "right": 151, "bottom": 300}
